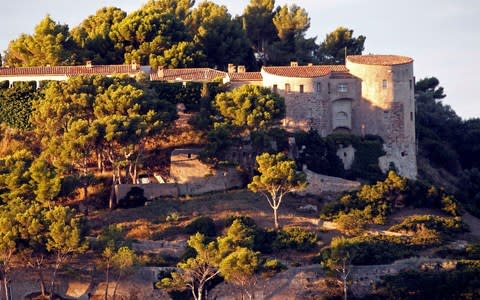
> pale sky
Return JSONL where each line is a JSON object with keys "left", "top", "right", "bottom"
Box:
{"left": 1, "top": 0, "right": 479, "bottom": 119}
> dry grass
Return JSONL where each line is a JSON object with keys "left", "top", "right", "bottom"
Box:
{"left": 88, "top": 189, "right": 322, "bottom": 241}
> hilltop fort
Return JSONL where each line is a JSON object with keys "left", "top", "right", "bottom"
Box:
{"left": 0, "top": 54, "right": 417, "bottom": 179}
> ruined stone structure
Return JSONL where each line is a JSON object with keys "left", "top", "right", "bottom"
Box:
{"left": 0, "top": 54, "right": 417, "bottom": 178}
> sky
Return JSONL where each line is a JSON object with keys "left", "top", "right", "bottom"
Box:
{"left": 1, "top": 0, "right": 479, "bottom": 119}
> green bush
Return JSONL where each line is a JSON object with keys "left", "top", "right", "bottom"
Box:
{"left": 166, "top": 211, "right": 180, "bottom": 222}
{"left": 388, "top": 215, "right": 468, "bottom": 237}
{"left": 334, "top": 209, "right": 368, "bottom": 235}
{"left": 320, "top": 171, "right": 407, "bottom": 225}
{"left": 371, "top": 262, "right": 480, "bottom": 299}
{"left": 0, "top": 81, "right": 37, "bottom": 129}
{"left": 185, "top": 216, "right": 217, "bottom": 237}
{"left": 295, "top": 129, "right": 345, "bottom": 177}
{"left": 262, "top": 258, "right": 287, "bottom": 272}
{"left": 320, "top": 233, "right": 440, "bottom": 266}
{"left": 224, "top": 215, "right": 257, "bottom": 229}
{"left": 252, "top": 227, "right": 277, "bottom": 254}
{"left": 436, "top": 244, "right": 480, "bottom": 260}
{"left": 327, "top": 134, "right": 385, "bottom": 181}
{"left": 404, "top": 182, "right": 460, "bottom": 216}
{"left": 273, "top": 227, "right": 318, "bottom": 252}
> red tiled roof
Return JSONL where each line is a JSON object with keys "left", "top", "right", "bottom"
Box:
{"left": 262, "top": 65, "right": 348, "bottom": 78}
{"left": 151, "top": 68, "right": 227, "bottom": 81}
{"left": 229, "top": 72, "right": 262, "bottom": 81}
{"left": 347, "top": 55, "right": 413, "bottom": 66}
{"left": 0, "top": 64, "right": 142, "bottom": 77}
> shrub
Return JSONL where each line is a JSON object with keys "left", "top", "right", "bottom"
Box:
{"left": 166, "top": 211, "right": 180, "bottom": 222}
{"left": 273, "top": 227, "right": 318, "bottom": 252}
{"left": 263, "top": 258, "right": 287, "bottom": 272}
{"left": 334, "top": 209, "right": 368, "bottom": 235}
{"left": 388, "top": 215, "right": 468, "bottom": 237}
{"left": 185, "top": 216, "right": 217, "bottom": 237}
{"left": 320, "top": 234, "right": 435, "bottom": 266}
{"left": 320, "top": 171, "right": 407, "bottom": 225}
{"left": 224, "top": 215, "right": 257, "bottom": 229}
{"left": 94, "top": 224, "right": 132, "bottom": 251}
{"left": 252, "top": 228, "right": 277, "bottom": 254}
{"left": 295, "top": 129, "right": 345, "bottom": 177}
{"left": 372, "top": 262, "right": 480, "bottom": 299}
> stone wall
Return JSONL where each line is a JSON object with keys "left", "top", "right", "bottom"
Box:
{"left": 261, "top": 70, "right": 360, "bottom": 135}
{"left": 115, "top": 148, "right": 245, "bottom": 201}
{"left": 346, "top": 57, "right": 417, "bottom": 178}
{"left": 301, "top": 167, "right": 361, "bottom": 196}
{"left": 115, "top": 167, "right": 244, "bottom": 201}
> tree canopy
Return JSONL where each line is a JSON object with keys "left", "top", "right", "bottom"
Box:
{"left": 248, "top": 152, "right": 307, "bottom": 228}
{"left": 5, "top": 16, "right": 79, "bottom": 67}
{"left": 318, "top": 26, "right": 366, "bottom": 64}
{"left": 214, "top": 85, "right": 285, "bottom": 133}
{"left": 71, "top": 7, "right": 127, "bottom": 64}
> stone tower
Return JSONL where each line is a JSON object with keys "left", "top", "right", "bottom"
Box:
{"left": 346, "top": 55, "right": 417, "bottom": 178}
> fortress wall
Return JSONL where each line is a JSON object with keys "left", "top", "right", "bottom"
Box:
{"left": 346, "top": 57, "right": 417, "bottom": 178}
{"left": 300, "top": 168, "right": 361, "bottom": 196}
{"left": 261, "top": 71, "right": 360, "bottom": 135}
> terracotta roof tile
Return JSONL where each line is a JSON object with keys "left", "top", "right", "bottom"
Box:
{"left": 0, "top": 64, "right": 141, "bottom": 77}
{"left": 347, "top": 55, "right": 413, "bottom": 66}
{"left": 228, "top": 72, "right": 262, "bottom": 81}
{"left": 262, "top": 65, "right": 348, "bottom": 78}
{"left": 151, "top": 68, "right": 227, "bottom": 81}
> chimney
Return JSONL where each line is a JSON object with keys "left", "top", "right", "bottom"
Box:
{"left": 290, "top": 61, "right": 298, "bottom": 67}
{"left": 86, "top": 61, "right": 93, "bottom": 68}
{"left": 237, "top": 65, "right": 246, "bottom": 73}
{"left": 228, "top": 63, "right": 236, "bottom": 73}
{"left": 131, "top": 61, "right": 138, "bottom": 71}
{"left": 157, "top": 66, "right": 164, "bottom": 78}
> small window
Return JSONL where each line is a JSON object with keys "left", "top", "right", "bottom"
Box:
{"left": 337, "top": 83, "right": 348, "bottom": 93}
{"left": 285, "top": 83, "right": 291, "bottom": 93}
{"left": 316, "top": 82, "right": 322, "bottom": 93}
{"left": 382, "top": 80, "right": 387, "bottom": 89}
{"left": 328, "top": 83, "right": 331, "bottom": 94}
{"left": 272, "top": 84, "right": 278, "bottom": 93}
{"left": 187, "top": 153, "right": 191, "bottom": 159}
{"left": 299, "top": 85, "right": 304, "bottom": 93}
{"left": 410, "top": 112, "right": 413, "bottom": 121}
{"left": 409, "top": 79, "right": 413, "bottom": 90}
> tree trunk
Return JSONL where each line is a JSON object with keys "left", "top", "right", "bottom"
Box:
{"left": 38, "top": 269, "right": 46, "bottom": 297}
{"left": 109, "top": 185, "right": 116, "bottom": 210}
{"left": 112, "top": 272, "right": 122, "bottom": 300}
{"left": 49, "top": 257, "right": 62, "bottom": 300}
{"left": 97, "top": 151, "right": 101, "bottom": 172}
{"left": 273, "top": 207, "right": 279, "bottom": 229}
{"left": 104, "top": 263, "right": 110, "bottom": 300}
{"left": 2, "top": 275, "right": 9, "bottom": 300}
{"left": 83, "top": 184, "right": 89, "bottom": 201}
{"left": 197, "top": 284, "right": 203, "bottom": 300}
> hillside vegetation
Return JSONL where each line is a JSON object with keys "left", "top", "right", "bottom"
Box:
{"left": 0, "top": 1, "right": 479, "bottom": 299}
